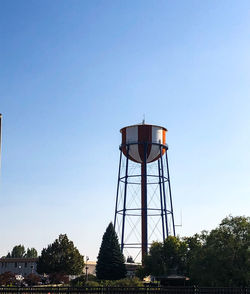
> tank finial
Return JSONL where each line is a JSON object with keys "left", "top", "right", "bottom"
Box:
{"left": 142, "top": 113, "right": 145, "bottom": 125}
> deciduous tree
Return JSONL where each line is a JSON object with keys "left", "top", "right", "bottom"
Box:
{"left": 188, "top": 216, "right": 250, "bottom": 286}
{"left": 37, "top": 234, "right": 84, "bottom": 275}
{"left": 7, "top": 245, "right": 26, "bottom": 258}
{"left": 26, "top": 248, "right": 38, "bottom": 258}
{"left": 141, "top": 216, "right": 250, "bottom": 287}
{"left": 143, "top": 236, "right": 188, "bottom": 277}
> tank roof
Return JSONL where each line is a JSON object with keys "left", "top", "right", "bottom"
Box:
{"left": 120, "top": 123, "right": 167, "bottom": 133}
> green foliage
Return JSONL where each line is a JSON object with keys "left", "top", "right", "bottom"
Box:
{"left": 188, "top": 216, "right": 250, "bottom": 286}
{"left": 70, "top": 274, "right": 97, "bottom": 287}
{"left": 96, "top": 222, "right": 127, "bottom": 280}
{"left": 70, "top": 276, "right": 142, "bottom": 287}
{"left": 26, "top": 248, "right": 38, "bottom": 258}
{"left": 6, "top": 245, "right": 38, "bottom": 258}
{"left": 182, "top": 232, "right": 207, "bottom": 284}
{"left": 143, "top": 236, "right": 188, "bottom": 277}
{"left": 8, "top": 245, "right": 26, "bottom": 258}
{"left": 70, "top": 275, "right": 86, "bottom": 287}
{"left": 111, "top": 277, "right": 143, "bottom": 287}
{"left": 135, "top": 265, "right": 147, "bottom": 280}
{"left": 37, "top": 234, "right": 84, "bottom": 275}
{"left": 97, "top": 277, "right": 143, "bottom": 287}
{"left": 85, "top": 280, "right": 100, "bottom": 287}
{"left": 141, "top": 215, "right": 250, "bottom": 287}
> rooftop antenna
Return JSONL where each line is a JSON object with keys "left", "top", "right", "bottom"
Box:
{"left": 175, "top": 210, "right": 183, "bottom": 229}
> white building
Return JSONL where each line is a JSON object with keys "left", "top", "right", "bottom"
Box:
{"left": 0, "top": 258, "right": 139, "bottom": 278}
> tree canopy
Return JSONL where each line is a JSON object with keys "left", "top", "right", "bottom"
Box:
{"left": 142, "top": 236, "right": 188, "bottom": 277}
{"left": 126, "top": 256, "right": 135, "bottom": 263}
{"left": 140, "top": 216, "right": 250, "bottom": 287}
{"left": 7, "top": 245, "right": 25, "bottom": 258}
{"left": 37, "top": 234, "right": 84, "bottom": 275}
{"left": 96, "top": 222, "right": 127, "bottom": 280}
{"left": 6, "top": 245, "right": 37, "bottom": 258}
{"left": 188, "top": 216, "right": 250, "bottom": 286}
{"left": 26, "top": 248, "right": 38, "bottom": 258}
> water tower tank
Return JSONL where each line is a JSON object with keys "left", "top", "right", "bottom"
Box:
{"left": 120, "top": 124, "right": 167, "bottom": 163}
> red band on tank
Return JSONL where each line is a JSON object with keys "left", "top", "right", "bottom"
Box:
{"left": 121, "top": 129, "right": 127, "bottom": 157}
{"left": 138, "top": 125, "right": 152, "bottom": 162}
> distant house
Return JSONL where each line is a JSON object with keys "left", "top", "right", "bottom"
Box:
{"left": 84, "top": 260, "right": 97, "bottom": 276}
{"left": 0, "top": 258, "right": 38, "bottom": 276}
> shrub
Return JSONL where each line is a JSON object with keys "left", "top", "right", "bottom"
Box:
{"left": 0, "top": 272, "right": 16, "bottom": 286}
{"left": 24, "top": 273, "right": 41, "bottom": 286}
{"left": 49, "top": 273, "right": 69, "bottom": 284}
{"left": 85, "top": 280, "right": 100, "bottom": 287}
{"left": 112, "top": 277, "right": 144, "bottom": 287}
{"left": 98, "top": 277, "right": 143, "bottom": 287}
{"left": 70, "top": 275, "right": 85, "bottom": 286}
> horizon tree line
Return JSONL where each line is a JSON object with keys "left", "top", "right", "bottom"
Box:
{"left": 0, "top": 215, "right": 249, "bottom": 287}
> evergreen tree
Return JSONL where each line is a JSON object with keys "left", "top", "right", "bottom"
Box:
{"left": 96, "top": 222, "right": 126, "bottom": 280}
{"left": 37, "top": 234, "right": 84, "bottom": 275}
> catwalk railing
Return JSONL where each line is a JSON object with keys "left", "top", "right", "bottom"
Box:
{"left": 0, "top": 287, "right": 249, "bottom": 294}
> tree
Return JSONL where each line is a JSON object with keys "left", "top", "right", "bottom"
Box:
{"left": 143, "top": 236, "right": 188, "bottom": 277}
{"left": 188, "top": 216, "right": 250, "bottom": 286}
{"left": 8, "top": 245, "right": 26, "bottom": 258}
{"left": 183, "top": 231, "right": 207, "bottom": 284}
{"left": 126, "top": 256, "right": 134, "bottom": 263}
{"left": 26, "top": 248, "right": 38, "bottom": 258}
{"left": 37, "top": 234, "right": 84, "bottom": 275}
{"left": 96, "top": 222, "right": 127, "bottom": 280}
{"left": 5, "top": 245, "right": 37, "bottom": 258}
{"left": 139, "top": 215, "right": 250, "bottom": 286}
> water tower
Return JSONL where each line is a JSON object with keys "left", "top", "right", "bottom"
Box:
{"left": 114, "top": 122, "right": 175, "bottom": 261}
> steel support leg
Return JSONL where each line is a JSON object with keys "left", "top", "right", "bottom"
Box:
{"left": 114, "top": 148, "right": 123, "bottom": 229}
{"left": 121, "top": 145, "right": 130, "bottom": 252}
{"left": 141, "top": 142, "right": 148, "bottom": 257}
{"left": 158, "top": 159, "right": 165, "bottom": 242}
{"left": 165, "top": 150, "right": 176, "bottom": 236}
{"left": 160, "top": 146, "right": 169, "bottom": 237}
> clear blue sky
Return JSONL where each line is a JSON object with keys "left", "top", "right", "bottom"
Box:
{"left": 0, "top": 0, "right": 249, "bottom": 260}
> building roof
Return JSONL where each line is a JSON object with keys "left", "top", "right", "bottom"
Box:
{"left": 0, "top": 258, "right": 38, "bottom": 262}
